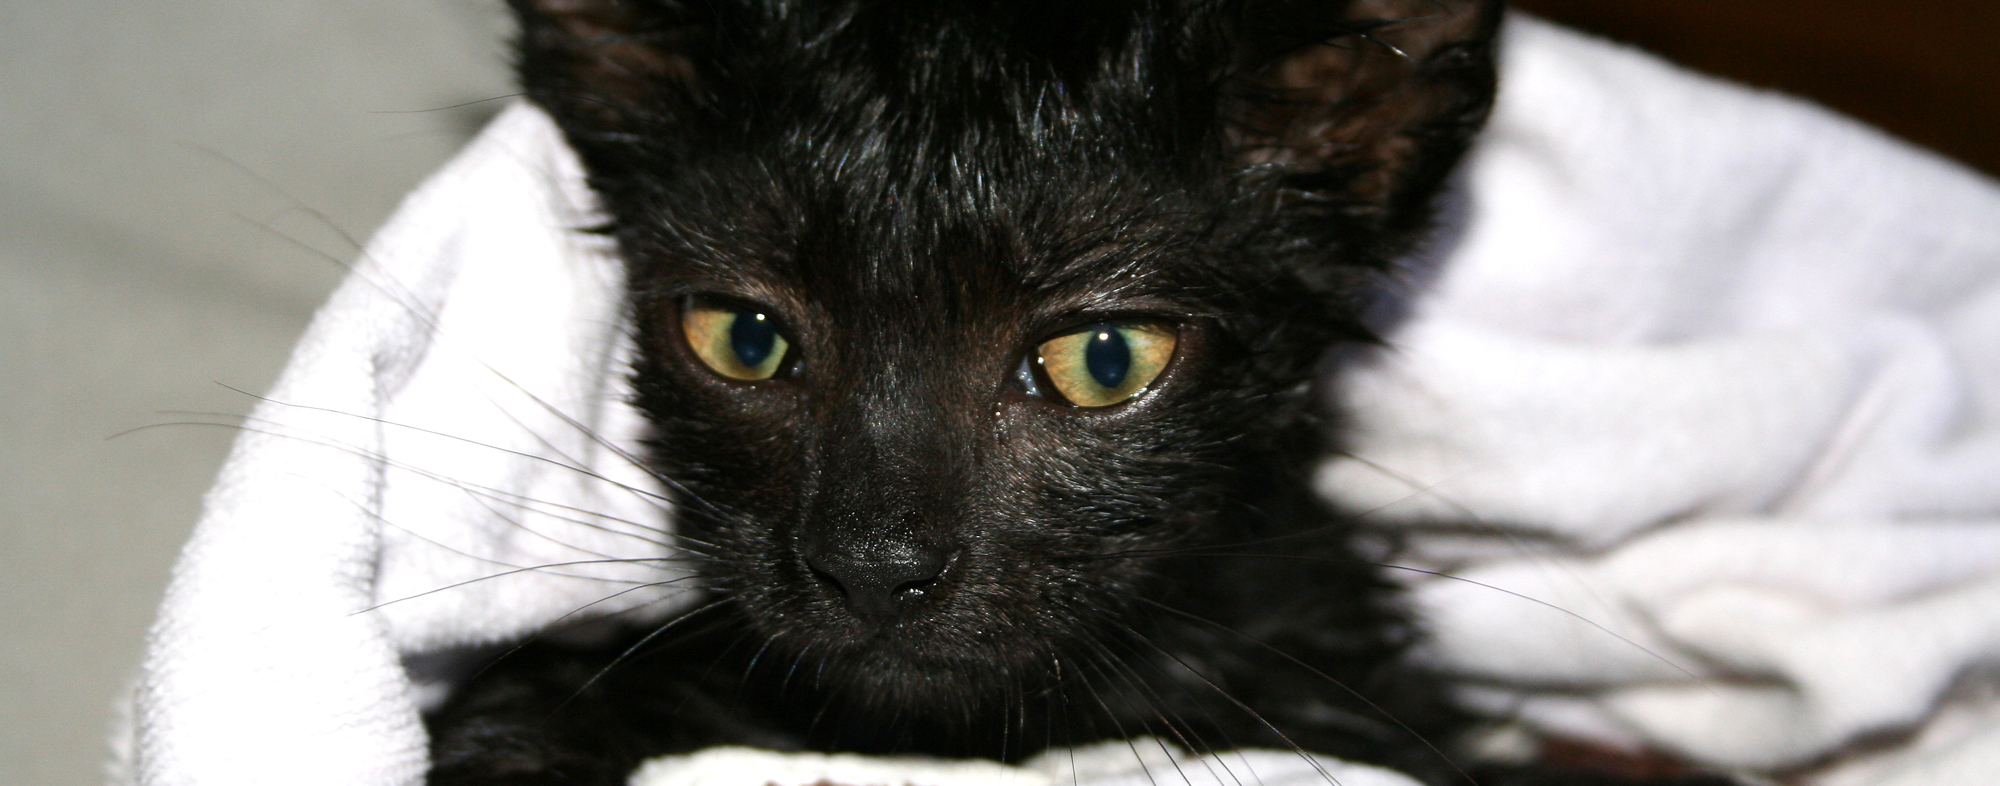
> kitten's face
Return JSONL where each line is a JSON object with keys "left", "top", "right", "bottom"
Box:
{"left": 621, "top": 145, "right": 1318, "bottom": 705}
{"left": 512, "top": 0, "right": 1497, "bottom": 712}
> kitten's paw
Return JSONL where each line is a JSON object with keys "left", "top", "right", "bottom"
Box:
{"left": 427, "top": 722, "right": 630, "bottom": 786}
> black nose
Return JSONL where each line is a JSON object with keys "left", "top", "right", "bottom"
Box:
{"left": 804, "top": 543, "right": 949, "bottom": 622}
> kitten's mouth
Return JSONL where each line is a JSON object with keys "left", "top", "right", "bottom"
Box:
{"left": 807, "top": 633, "right": 1063, "bottom": 713}
{"left": 735, "top": 546, "right": 1075, "bottom": 695}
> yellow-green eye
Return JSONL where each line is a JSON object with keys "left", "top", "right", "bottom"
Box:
{"left": 1035, "top": 321, "right": 1177, "bottom": 407}
{"left": 682, "top": 298, "right": 792, "bottom": 381}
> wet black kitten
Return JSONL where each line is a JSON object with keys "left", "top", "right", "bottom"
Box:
{"left": 426, "top": 2, "right": 1722, "bottom": 784}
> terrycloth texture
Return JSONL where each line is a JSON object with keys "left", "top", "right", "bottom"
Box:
{"left": 1316, "top": 15, "right": 2000, "bottom": 785}
{"left": 626, "top": 742, "right": 1419, "bottom": 786}
{"left": 129, "top": 14, "right": 2000, "bottom": 786}
{"left": 131, "top": 103, "right": 682, "bottom": 786}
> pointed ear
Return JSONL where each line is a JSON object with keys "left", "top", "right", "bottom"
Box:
{"left": 1221, "top": 0, "right": 1500, "bottom": 227}
{"left": 509, "top": 0, "right": 711, "bottom": 138}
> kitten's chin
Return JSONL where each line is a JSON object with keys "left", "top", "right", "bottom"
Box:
{"left": 812, "top": 641, "right": 1058, "bottom": 715}
{"left": 753, "top": 600, "right": 1068, "bottom": 709}
{"left": 717, "top": 540, "right": 1111, "bottom": 714}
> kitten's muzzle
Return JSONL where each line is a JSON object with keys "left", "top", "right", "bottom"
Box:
{"left": 803, "top": 540, "right": 952, "bottom": 623}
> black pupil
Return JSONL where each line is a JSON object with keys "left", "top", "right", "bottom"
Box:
{"left": 730, "top": 308, "right": 779, "bottom": 369}
{"left": 1084, "top": 325, "right": 1129, "bottom": 388}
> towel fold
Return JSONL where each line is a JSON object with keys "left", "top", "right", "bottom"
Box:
{"left": 1320, "top": 17, "right": 2000, "bottom": 783}
{"left": 625, "top": 742, "right": 1419, "bottom": 786}
{"left": 127, "top": 14, "right": 2000, "bottom": 786}
{"left": 132, "top": 101, "right": 684, "bottom": 786}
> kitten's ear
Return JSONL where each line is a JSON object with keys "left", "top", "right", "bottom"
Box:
{"left": 1219, "top": 0, "right": 1500, "bottom": 227}
{"left": 509, "top": 0, "right": 712, "bottom": 138}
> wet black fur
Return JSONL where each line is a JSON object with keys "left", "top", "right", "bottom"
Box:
{"left": 425, "top": 2, "right": 1726, "bottom": 785}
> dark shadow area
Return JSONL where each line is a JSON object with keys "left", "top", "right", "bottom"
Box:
{"left": 1514, "top": 0, "right": 2000, "bottom": 177}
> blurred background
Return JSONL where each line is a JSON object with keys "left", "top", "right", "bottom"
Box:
{"left": 1, "top": 2, "right": 1994, "bottom": 784}
{"left": 1, "top": 3, "right": 511, "bottom": 783}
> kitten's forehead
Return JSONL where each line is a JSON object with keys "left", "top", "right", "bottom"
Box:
{"left": 644, "top": 156, "right": 1218, "bottom": 338}
{"left": 631, "top": 88, "right": 1229, "bottom": 326}
{"left": 581, "top": 0, "right": 1497, "bottom": 367}
{"left": 619, "top": 0, "right": 1231, "bottom": 296}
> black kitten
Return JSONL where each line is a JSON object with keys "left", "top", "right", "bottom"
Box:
{"left": 426, "top": 2, "right": 1723, "bottom": 785}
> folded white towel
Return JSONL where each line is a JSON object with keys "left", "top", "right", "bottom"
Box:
{"left": 1318, "top": 17, "right": 2000, "bottom": 783}
{"left": 127, "top": 14, "right": 2000, "bottom": 786}
{"left": 131, "top": 100, "right": 683, "bottom": 786}
{"left": 625, "top": 742, "right": 1418, "bottom": 786}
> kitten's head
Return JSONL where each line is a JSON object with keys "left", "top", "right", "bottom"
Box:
{"left": 511, "top": 0, "right": 1497, "bottom": 713}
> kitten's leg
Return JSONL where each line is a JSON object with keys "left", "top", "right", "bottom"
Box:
{"left": 425, "top": 623, "right": 798, "bottom": 786}
{"left": 426, "top": 641, "right": 664, "bottom": 786}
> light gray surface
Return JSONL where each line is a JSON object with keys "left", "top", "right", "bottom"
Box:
{"left": 0, "top": 3, "right": 512, "bottom": 783}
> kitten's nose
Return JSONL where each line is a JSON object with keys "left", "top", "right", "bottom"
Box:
{"left": 804, "top": 542, "right": 949, "bottom": 622}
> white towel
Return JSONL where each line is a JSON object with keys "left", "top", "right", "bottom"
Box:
{"left": 131, "top": 100, "right": 684, "bottom": 786}
{"left": 1318, "top": 17, "right": 2000, "bottom": 783}
{"left": 127, "top": 15, "right": 2000, "bottom": 786}
{"left": 624, "top": 742, "right": 1419, "bottom": 786}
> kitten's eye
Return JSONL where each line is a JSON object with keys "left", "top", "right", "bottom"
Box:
{"left": 1034, "top": 321, "right": 1176, "bottom": 408}
{"left": 682, "top": 297, "right": 792, "bottom": 381}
